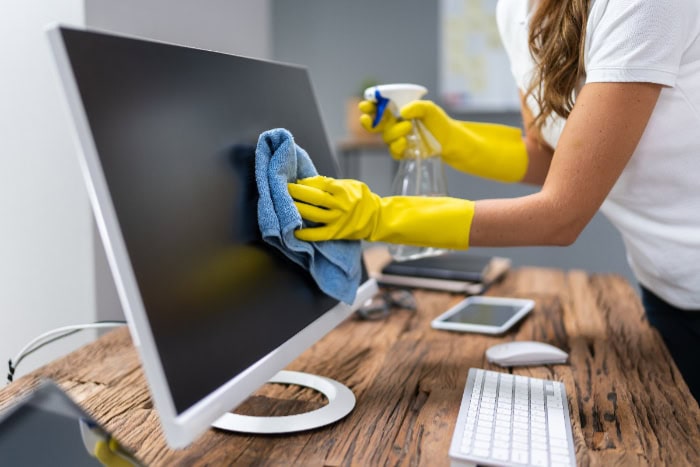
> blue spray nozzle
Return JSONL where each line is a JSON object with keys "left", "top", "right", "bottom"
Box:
{"left": 372, "top": 89, "right": 390, "bottom": 128}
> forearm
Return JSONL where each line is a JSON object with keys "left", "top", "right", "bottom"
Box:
{"left": 520, "top": 136, "right": 553, "bottom": 186}
{"left": 469, "top": 193, "right": 590, "bottom": 247}
{"left": 471, "top": 82, "right": 661, "bottom": 247}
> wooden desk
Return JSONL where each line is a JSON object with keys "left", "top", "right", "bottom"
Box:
{"left": 2, "top": 250, "right": 699, "bottom": 465}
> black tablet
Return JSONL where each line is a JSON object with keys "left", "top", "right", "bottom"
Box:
{"left": 381, "top": 252, "right": 493, "bottom": 282}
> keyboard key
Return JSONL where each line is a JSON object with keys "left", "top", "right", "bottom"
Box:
{"left": 512, "top": 440, "right": 528, "bottom": 451}
{"left": 473, "top": 440, "right": 491, "bottom": 450}
{"left": 511, "top": 449, "right": 529, "bottom": 464}
{"left": 531, "top": 450, "right": 549, "bottom": 466}
{"left": 492, "top": 448, "right": 510, "bottom": 461}
{"left": 494, "top": 425, "right": 511, "bottom": 435}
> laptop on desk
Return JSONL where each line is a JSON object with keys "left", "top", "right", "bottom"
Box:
{"left": 0, "top": 380, "right": 142, "bottom": 466}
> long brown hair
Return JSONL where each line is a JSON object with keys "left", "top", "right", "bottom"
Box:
{"left": 526, "top": 0, "right": 591, "bottom": 132}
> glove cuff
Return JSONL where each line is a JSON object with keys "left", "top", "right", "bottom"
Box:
{"left": 444, "top": 122, "right": 528, "bottom": 183}
{"left": 369, "top": 196, "right": 475, "bottom": 249}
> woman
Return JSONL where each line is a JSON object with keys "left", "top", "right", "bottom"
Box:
{"left": 287, "top": 0, "right": 700, "bottom": 399}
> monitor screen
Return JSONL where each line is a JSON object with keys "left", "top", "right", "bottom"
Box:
{"left": 49, "top": 26, "right": 376, "bottom": 447}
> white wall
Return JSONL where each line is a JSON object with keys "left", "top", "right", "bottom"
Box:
{"left": 0, "top": 1, "right": 94, "bottom": 379}
{"left": 86, "top": 0, "right": 271, "bottom": 59}
{"left": 1, "top": 0, "right": 271, "bottom": 381}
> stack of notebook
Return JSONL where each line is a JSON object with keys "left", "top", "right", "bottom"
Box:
{"left": 374, "top": 251, "right": 511, "bottom": 294}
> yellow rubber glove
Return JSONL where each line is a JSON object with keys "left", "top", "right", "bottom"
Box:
{"left": 359, "top": 100, "right": 528, "bottom": 182}
{"left": 288, "top": 176, "right": 475, "bottom": 249}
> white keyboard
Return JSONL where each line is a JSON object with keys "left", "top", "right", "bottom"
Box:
{"left": 449, "top": 368, "right": 576, "bottom": 467}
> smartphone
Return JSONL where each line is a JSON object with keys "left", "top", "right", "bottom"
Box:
{"left": 431, "top": 296, "right": 534, "bottom": 334}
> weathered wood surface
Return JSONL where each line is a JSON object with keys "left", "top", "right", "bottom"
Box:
{"left": 2, "top": 249, "right": 699, "bottom": 466}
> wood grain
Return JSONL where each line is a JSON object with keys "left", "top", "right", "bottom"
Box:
{"left": 1, "top": 248, "right": 698, "bottom": 466}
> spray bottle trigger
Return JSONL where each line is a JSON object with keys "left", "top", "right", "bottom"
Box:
{"left": 372, "top": 89, "right": 391, "bottom": 128}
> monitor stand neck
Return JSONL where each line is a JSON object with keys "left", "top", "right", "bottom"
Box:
{"left": 211, "top": 371, "right": 355, "bottom": 434}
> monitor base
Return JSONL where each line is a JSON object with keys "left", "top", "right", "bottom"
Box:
{"left": 211, "top": 370, "right": 355, "bottom": 434}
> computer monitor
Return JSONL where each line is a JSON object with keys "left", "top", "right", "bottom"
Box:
{"left": 48, "top": 25, "right": 377, "bottom": 448}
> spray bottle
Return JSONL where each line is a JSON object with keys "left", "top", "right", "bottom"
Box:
{"left": 364, "top": 83, "right": 448, "bottom": 261}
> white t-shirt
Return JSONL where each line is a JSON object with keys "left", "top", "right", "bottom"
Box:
{"left": 496, "top": 0, "right": 700, "bottom": 309}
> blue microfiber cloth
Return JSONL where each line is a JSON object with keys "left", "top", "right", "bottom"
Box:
{"left": 255, "top": 128, "right": 362, "bottom": 304}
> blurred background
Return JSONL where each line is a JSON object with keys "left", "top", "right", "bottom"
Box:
{"left": 0, "top": 0, "right": 632, "bottom": 377}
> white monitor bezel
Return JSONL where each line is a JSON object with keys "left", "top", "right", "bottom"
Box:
{"left": 47, "top": 25, "right": 378, "bottom": 449}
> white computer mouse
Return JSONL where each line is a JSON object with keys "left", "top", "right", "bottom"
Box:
{"left": 486, "top": 341, "right": 568, "bottom": 367}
